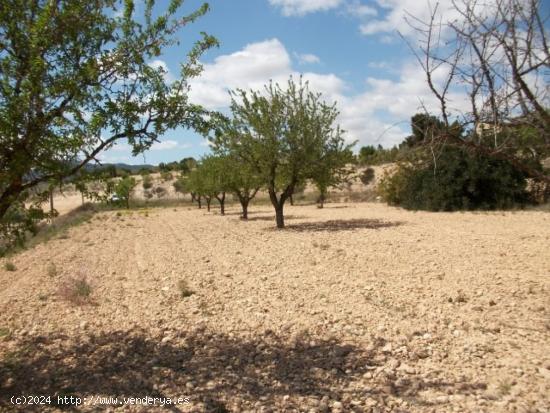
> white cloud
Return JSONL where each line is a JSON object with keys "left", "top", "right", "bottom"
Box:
{"left": 188, "top": 38, "right": 468, "bottom": 149}
{"left": 189, "top": 39, "right": 292, "bottom": 108}
{"left": 269, "top": 0, "right": 343, "bottom": 16}
{"left": 189, "top": 39, "right": 344, "bottom": 110}
{"left": 357, "top": 0, "right": 494, "bottom": 39}
{"left": 110, "top": 142, "right": 131, "bottom": 152}
{"left": 294, "top": 52, "right": 321, "bottom": 65}
{"left": 345, "top": 0, "right": 377, "bottom": 17}
{"left": 151, "top": 140, "right": 191, "bottom": 151}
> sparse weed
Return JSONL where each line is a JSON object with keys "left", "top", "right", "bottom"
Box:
{"left": 312, "top": 242, "right": 330, "bottom": 250}
{"left": 4, "top": 261, "right": 16, "bottom": 271}
{"left": 455, "top": 291, "right": 468, "bottom": 303}
{"left": 177, "top": 280, "right": 194, "bottom": 298}
{"left": 58, "top": 276, "right": 93, "bottom": 305}
{"left": 0, "top": 327, "right": 11, "bottom": 338}
{"left": 497, "top": 379, "right": 513, "bottom": 396}
{"left": 46, "top": 262, "right": 57, "bottom": 277}
{"left": 3, "top": 350, "right": 20, "bottom": 369}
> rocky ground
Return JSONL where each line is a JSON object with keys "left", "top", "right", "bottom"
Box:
{"left": 0, "top": 202, "right": 548, "bottom": 412}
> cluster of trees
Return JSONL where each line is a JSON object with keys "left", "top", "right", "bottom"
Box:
{"left": 176, "top": 78, "right": 354, "bottom": 228}
{"left": 398, "top": 0, "right": 549, "bottom": 184}
{"left": 356, "top": 145, "right": 400, "bottom": 166}
{"left": 378, "top": 112, "right": 545, "bottom": 210}
{"left": 377, "top": 0, "right": 550, "bottom": 210}
{"left": 158, "top": 158, "right": 197, "bottom": 174}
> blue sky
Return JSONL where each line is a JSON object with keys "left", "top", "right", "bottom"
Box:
{"left": 101, "top": 0, "right": 483, "bottom": 165}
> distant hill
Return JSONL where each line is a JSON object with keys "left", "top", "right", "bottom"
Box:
{"left": 84, "top": 162, "right": 155, "bottom": 173}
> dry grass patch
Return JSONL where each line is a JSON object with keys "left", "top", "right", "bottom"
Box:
{"left": 177, "top": 280, "right": 194, "bottom": 298}
{"left": 58, "top": 276, "right": 93, "bottom": 305}
{"left": 4, "top": 261, "right": 16, "bottom": 271}
{"left": 46, "top": 262, "right": 57, "bottom": 277}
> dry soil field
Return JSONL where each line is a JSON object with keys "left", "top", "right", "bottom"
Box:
{"left": 0, "top": 202, "right": 549, "bottom": 412}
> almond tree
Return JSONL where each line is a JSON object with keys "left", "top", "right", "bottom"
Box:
{"left": 209, "top": 77, "right": 353, "bottom": 228}
{"left": 0, "top": 0, "right": 217, "bottom": 245}
{"left": 199, "top": 155, "right": 229, "bottom": 215}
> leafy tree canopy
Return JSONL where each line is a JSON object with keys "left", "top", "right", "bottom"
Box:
{"left": 0, "top": 0, "right": 217, "bottom": 246}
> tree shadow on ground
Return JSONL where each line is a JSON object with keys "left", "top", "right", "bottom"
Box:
{"left": 246, "top": 214, "right": 306, "bottom": 222}
{"left": 0, "top": 329, "right": 486, "bottom": 412}
{"left": 283, "top": 218, "right": 403, "bottom": 232}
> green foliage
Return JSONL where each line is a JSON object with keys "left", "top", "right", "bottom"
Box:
{"left": 0, "top": 202, "right": 50, "bottom": 255}
{"left": 358, "top": 145, "right": 400, "bottom": 165}
{"left": 139, "top": 168, "right": 154, "bottom": 176}
{"left": 58, "top": 276, "right": 93, "bottom": 305}
{"left": 208, "top": 154, "right": 262, "bottom": 218}
{"left": 177, "top": 280, "right": 194, "bottom": 299}
{"left": 379, "top": 146, "right": 531, "bottom": 211}
{"left": 173, "top": 176, "right": 188, "bottom": 195}
{"left": 153, "top": 186, "right": 167, "bottom": 198}
{"left": 310, "top": 145, "right": 354, "bottom": 207}
{"left": 179, "top": 157, "right": 198, "bottom": 174}
{"left": 114, "top": 177, "right": 137, "bottom": 209}
{"left": 0, "top": 0, "right": 217, "bottom": 241}
{"left": 142, "top": 175, "right": 153, "bottom": 190}
{"left": 208, "top": 77, "right": 353, "bottom": 227}
{"left": 4, "top": 261, "right": 16, "bottom": 271}
{"left": 160, "top": 171, "right": 173, "bottom": 181}
{"left": 360, "top": 168, "right": 376, "bottom": 185}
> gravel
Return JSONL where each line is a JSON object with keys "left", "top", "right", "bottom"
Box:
{"left": 0, "top": 202, "right": 549, "bottom": 412}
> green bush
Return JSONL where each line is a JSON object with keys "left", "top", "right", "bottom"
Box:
{"left": 58, "top": 276, "right": 93, "bottom": 305}
{"left": 142, "top": 175, "right": 153, "bottom": 190}
{"left": 4, "top": 261, "right": 16, "bottom": 271}
{"left": 160, "top": 171, "right": 173, "bottom": 181}
{"left": 0, "top": 202, "right": 49, "bottom": 255}
{"left": 360, "top": 167, "right": 375, "bottom": 185}
{"left": 379, "top": 146, "right": 530, "bottom": 211}
{"left": 153, "top": 186, "right": 167, "bottom": 198}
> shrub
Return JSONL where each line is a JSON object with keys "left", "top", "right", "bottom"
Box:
{"left": 58, "top": 276, "right": 93, "bottom": 305}
{"left": 46, "top": 263, "right": 57, "bottom": 277}
{"left": 153, "top": 186, "right": 167, "bottom": 198}
{"left": 160, "top": 171, "right": 173, "bottom": 181}
{"left": 177, "top": 280, "right": 194, "bottom": 298}
{"left": 360, "top": 167, "right": 375, "bottom": 185}
{"left": 114, "top": 177, "right": 137, "bottom": 208}
{"left": 142, "top": 175, "right": 153, "bottom": 190}
{"left": 379, "top": 146, "right": 530, "bottom": 211}
{"left": 4, "top": 261, "right": 16, "bottom": 271}
{"left": 0, "top": 202, "right": 49, "bottom": 254}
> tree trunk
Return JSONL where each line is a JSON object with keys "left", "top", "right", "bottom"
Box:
{"left": 206, "top": 197, "right": 211, "bottom": 211}
{"left": 216, "top": 192, "right": 226, "bottom": 215}
{"left": 50, "top": 190, "right": 54, "bottom": 213}
{"left": 197, "top": 196, "right": 202, "bottom": 209}
{"left": 318, "top": 190, "right": 325, "bottom": 209}
{"left": 289, "top": 194, "right": 294, "bottom": 206}
{"left": 240, "top": 199, "right": 249, "bottom": 220}
{"left": 0, "top": 180, "right": 24, "bottom": 220}
{"left": 268, "top": 184, "right": 294, "bottom": 229}
{"left": 275, "top": 204, "right": 284, "bottom": 228}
